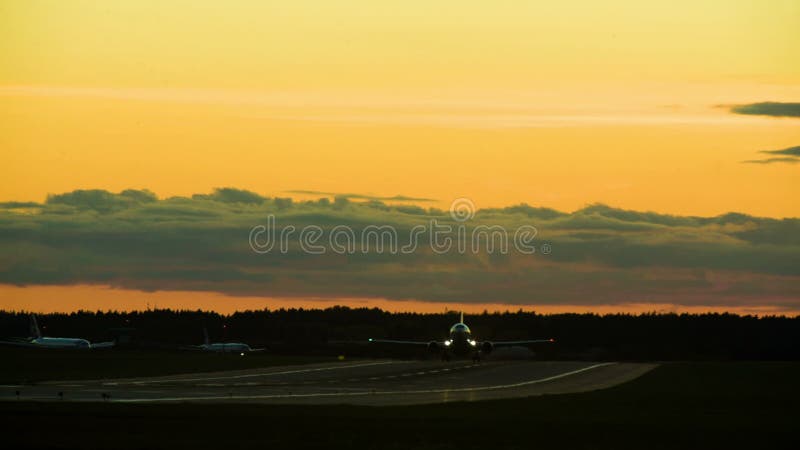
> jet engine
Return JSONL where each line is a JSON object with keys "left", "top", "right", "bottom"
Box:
{"left": 481, "top": 341, "right": 494, "bottom": 354}
{"left": 427, "top": 341, "right": 440, "bottom": 353}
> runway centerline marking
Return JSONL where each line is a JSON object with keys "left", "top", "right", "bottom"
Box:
{"left": 115, "top": 362, "right": 617, "bottom": 403}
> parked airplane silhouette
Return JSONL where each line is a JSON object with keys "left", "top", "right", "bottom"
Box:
{"left": 187, "top": 327, "right": 264, "bottom": 354}
{"left": 0, "top": 315, "right": 115, "bottom": 349}
{"left": 369, "top": 312, "right": 553, "bottom": 361}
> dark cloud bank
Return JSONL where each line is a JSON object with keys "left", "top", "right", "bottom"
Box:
{"left": 1, "top": 189, "right": 799, "bottom": 309}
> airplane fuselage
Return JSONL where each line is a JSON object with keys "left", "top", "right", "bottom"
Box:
{"left": 443, "top": 322, "right": 477, "bottom": 358}
{"left": 31, "top": 337, "right": 91, "bottom": 349}
{"left": 200, "top": 342, "right": 252, "bottom": 353}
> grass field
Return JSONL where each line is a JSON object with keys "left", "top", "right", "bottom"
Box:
{"left": 1, "top": 361, "right": 797, "bottom": 449}
{"left": 0, "top": 347, "right": 338, "bottom": 383}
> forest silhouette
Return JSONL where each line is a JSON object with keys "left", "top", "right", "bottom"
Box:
{"left": 1, "top": 308, "right": 797, "bottom": 360}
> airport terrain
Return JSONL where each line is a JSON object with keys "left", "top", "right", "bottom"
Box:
{"left": 1, "top": 360, "right": 797, "bottom": 449}
{"left": 2, "top": 359, "right": 654, "bottom": 405}
{"left": 0, "top": 346, "right": 330, "bottom": 383}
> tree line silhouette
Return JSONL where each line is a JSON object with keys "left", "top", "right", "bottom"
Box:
{"left": 1, "top": 307, "right": 797, "bottom": 360}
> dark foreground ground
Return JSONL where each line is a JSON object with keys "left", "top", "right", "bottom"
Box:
{"left": 1, "top": 362, "right": 797, "bottom": 450}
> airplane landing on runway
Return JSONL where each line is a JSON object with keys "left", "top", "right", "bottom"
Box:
{"left": 2, "top": 360, "right": 656, "bottom": 406}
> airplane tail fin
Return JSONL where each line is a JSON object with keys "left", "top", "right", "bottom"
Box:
{"left": 29, "top": 314, "right": 42, "bottom": 339}
{"left": 202, "top": 327, "right": 210, "bottom": 345}
{"left": 460, "top": 311, "right": 464, "bottom": 324}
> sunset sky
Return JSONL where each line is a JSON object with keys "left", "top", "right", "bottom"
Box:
{"left": 1, "top": 1, "right": 798, "bottom": 314}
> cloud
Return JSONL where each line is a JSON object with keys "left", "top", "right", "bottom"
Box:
{"left": 45, "top": 189, "right": 157, "bottom": 213}
{"left": 0, "top": 189, "right": 798, "bottom": 308}
{"left": 730, "top": 102, "right": 800, "bottom": 118}
{"left": 742, "top": 157, "right": 800, "bottom": 165}
{"left": 286, "top": 190, "right": 435, "bottom": 202}
{"left": 0, "top": 202, "right": 41, "bottom": 209}
{"left": 741, "top": 146, "right": 800, "bottom": 165}
{"left": 192, "top": 188, "right": 265, "bottom": 204}
{"left": 2, "top": 86, "right": 760, "bottom": 129}
{"left": 761, "top": 145, "right": 800, "bottom": 157}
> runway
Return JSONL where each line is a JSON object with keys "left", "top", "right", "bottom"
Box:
{"left": 1, "top": 360, "right": 656, "bottom": 405}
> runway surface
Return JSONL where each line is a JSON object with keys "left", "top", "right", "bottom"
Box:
{"left": 0, "top": 360, "right": 656, "bottom": 405}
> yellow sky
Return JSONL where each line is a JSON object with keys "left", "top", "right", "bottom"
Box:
{"left": 1, "top": 0, "right": 799, "bottom": 217}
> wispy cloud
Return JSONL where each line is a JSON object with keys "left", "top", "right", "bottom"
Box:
{"left": 761, "top": 145, "right": 800, "bottom": 157}
{"left": 729, "top": 102, "right": 800, "bottom": 118}
{"left": 256, "top": 112, "right": 771, "bottom": 129}
{"left": 742, "top": 145, "right": 800, "bottom": 165}
{"left": 742, "top": 157, "right": 800, "bottom": 165}
{"left": 0, "top": 85, "right": 775, "bottom": 128}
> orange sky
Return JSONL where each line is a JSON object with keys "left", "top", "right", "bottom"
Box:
{"left": 1, "top": 1, "right": 798, "bottom": 314}
{"left": 1, "top": 1, "right": 798, "bottom": 217}
{"left": 2, "top": 285, "right": 796, "bottom": 317}
{"left": 1, "top": 85, "right": 798, "bottom": 217}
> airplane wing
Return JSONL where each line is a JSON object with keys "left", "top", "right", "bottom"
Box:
{"left": 0, "top": 339, "right": 119, "bottom": 349}
{"left": 0, "top": 339, "right": 36, "bottom": 347}
{"left": 483, "top": 338, "right": 554, "bottom": 348}
{"left": 368, "top": 338, "right": 438, "bottom": 346}
{"left": 89, "top": 341, "right": 116, "bottom": 349}
{"left": 179, "top": 345, "right": 207, "bottom": 351}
